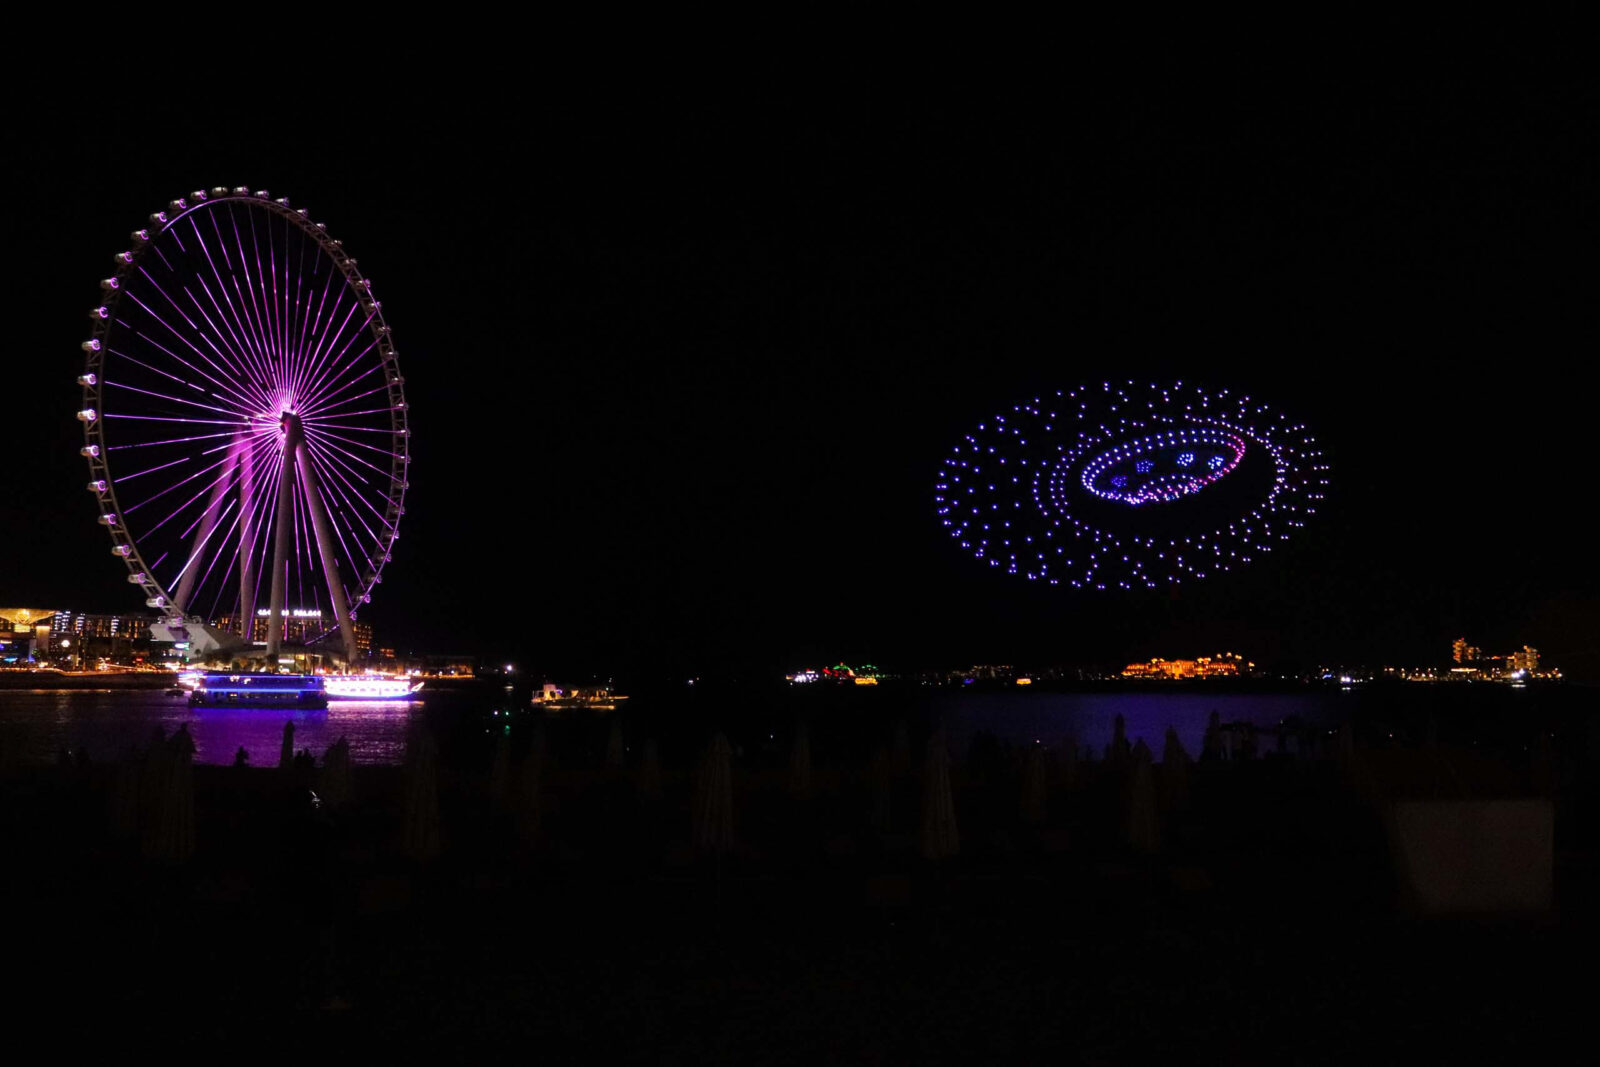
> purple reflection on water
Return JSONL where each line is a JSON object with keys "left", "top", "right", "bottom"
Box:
{"left": 0, "top": 690, "right": 425, "bottom": 766}
{"left": 935, "top": 691, "right": 1346, "bottom": 757}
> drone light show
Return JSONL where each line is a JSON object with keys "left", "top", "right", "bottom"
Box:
{"left": 935, "top": 381, "right": 1327, "bottom": 589}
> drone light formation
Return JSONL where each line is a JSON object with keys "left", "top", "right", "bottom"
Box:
{"left": 78, "top": 188, "right": 410, "bottom": 662}
{"left": 935, "top": 381, "right": 1328, "bottom": 590}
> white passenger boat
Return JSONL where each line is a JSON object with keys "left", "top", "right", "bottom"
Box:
{"left": 323, "top": 675, "right": 425, "bottom": 700}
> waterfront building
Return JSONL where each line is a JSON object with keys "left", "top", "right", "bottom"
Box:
{"left": 212, "top": 611, "right": 375, "bottom": 659}
{"left": 1452, "top": 637, "right": 1481, "bottom": 663}
{"left": 0, "top": 607, "right": 58, "bottom": 663}
{"left": 1121, "top": 652, "right": 1249, "bottom": 679}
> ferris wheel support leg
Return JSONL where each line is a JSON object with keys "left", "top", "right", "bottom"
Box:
{"left": 238, "top": 444, "right": 257, "bottom": 640}
{"left": 295, "top": 440, "right": 359, "bottom": 668}
{"left": 265, "top": 440, "right": 298, "bottom": 659}
{"left": 172, "top": 441, "right": 239, "bottom": 616}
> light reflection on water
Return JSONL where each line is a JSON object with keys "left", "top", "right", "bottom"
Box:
{"left": 0, "top": 690, "right": 430, "bottom": 766}
{"left": 936, "top": 690, "right": 1347, "bottom": 757}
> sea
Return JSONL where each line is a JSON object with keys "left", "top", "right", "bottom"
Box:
{"left": 0, "top": 680, "right": 1588, "bottom": 768}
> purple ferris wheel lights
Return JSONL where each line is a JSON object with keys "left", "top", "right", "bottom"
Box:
{"left": 79, "top": 189, "right": 410, "bottom": 664}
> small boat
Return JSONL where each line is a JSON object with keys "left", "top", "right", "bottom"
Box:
{"left": 323, "top": 675, "right": 425, "bottom": 701}
{"left": 531, "top": 683, "right": 628, "bottom": 711}
{"left": 190, "top": 672, "right": 327, "bottom": 709}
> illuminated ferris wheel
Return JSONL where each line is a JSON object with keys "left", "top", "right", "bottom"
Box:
{"left": 77, "top": 187, "right": 409, "bottom": 664}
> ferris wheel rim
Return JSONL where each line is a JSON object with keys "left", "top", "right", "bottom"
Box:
{"left": 78, "top": 187, "right": 410, "bottom": 638}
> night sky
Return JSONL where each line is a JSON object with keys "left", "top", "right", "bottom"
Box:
{"left": 6, "top": 82, "right": 1593, "bottom": 680}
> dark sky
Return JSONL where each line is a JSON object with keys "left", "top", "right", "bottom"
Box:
{"left": 5, "top": 81, "right": 1594, "bottom": 680}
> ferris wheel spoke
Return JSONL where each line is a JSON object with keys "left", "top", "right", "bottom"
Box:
{"left": 132, "top": 262, "right": 259, "bottom": 387}
{"left": 298, "top": 337, "right": 384, "bottom": 416}
{"left": 168, "top": 497, "right": 237, "bottom": 600}
{"left": 305, "top": 443, "right": 392, "bottom": 537}
{"left": 298, "top": 379, "right": 391, "bottom": 420}
{"left": 104, "top": 378, "right": 255, "bottom": 421}
{"left": 304, "top": 427, "right": 396, "bottom": 482}
{"left": 108, "top": 425, "right": 266, "bottom": 452}
{"left": 298, "top": 424, "right": 408, "bottom": 462}
{"left": 191, "top": 271, "right": 276, "bottom": 396}
{"left": 123, "top": 287, "right": 258, "bottom": 400}
{"left": 113, "top": 454, "right": 195, "bottom": 484}
{"left": 109, "top": 340, "right": 264, "bottom": 418}
{"left": 123, "top": 431, "right": 277, "bottom": 533}
{"left": 105, "top": 413, "right": 256, "bottom": 429}
{"left": 310, "top": 476, "right": 364, "bottom": 590}
{"left": 262, "top": 210, "right": 284, "bottom": 364}
{"left": 228, "top": 204, "right": 276, "bottom": 375}
{"left": 294, "top": 297, "right": 371, "bottom": 406}
{"left": 303, "top": 446, "right": 389, "bottom": 563}
{"left": 291, "top": 267, "right": 340, "bottom": 403}
{"left": 201, "top": 210, "right": 276, "bottom": 375}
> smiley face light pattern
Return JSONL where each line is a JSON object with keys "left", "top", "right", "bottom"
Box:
{"left": 935, "top": 381, "right": 1328, "bottom": 589}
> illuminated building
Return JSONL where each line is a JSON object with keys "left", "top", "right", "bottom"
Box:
{"left": 1121, "top": 652, "right": 1250, "bottom": 680}
{"left": 1511, "top": 646, "right": 1539, "bottom": 673}
{"left": 786, "top": 663, "right": 890, "bottom": 684}
{"left": 1452, "top": 638, "right": 1480, "bottom": 664}
{"left": 212, "top": 611, "right": 375, "bottom": 659}
{"left": 51, "top": 610, "right": 157, "bottom": 642}
{"left": 1, "top": 608, "right": 59, "bottom": 664}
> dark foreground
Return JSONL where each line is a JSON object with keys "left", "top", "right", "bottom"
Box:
{"left": 4, "top": 717, "right": 1595, "bottom": 1062}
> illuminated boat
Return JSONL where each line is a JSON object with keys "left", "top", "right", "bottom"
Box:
{"left": 189, "top": 672, "right": 327, "bottom": 708}
{"left": 531, "top": 683, "right": 628, "bottom": 711}
{"left": 324, "top": 675, "right": 425, "bottom": 700}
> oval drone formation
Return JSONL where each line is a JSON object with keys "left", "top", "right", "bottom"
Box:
{"left": 935, "top": 381, "right": 1328, "bottom": 589}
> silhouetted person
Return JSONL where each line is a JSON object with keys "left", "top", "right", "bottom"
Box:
{"left": 280, "top": 721, "right": 295, "bottom": 770}
{"left": 234, "top": 745, "right": 249, "bottom": 767}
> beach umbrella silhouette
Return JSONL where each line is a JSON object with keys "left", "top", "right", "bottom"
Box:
{"left": 789, "top": 718, "right": 812, "bottom": 802}
{"left": 692, "top": 732, "right": 734, "bottom": 855}
{"left": 1126, "top": 741, "right": 1160, "bottom": 855}
{"left": 868, "top": 746, "right": 893, "bottom": 834}
{"left": 1161, "top": 727, "right": 1192, "bottom": 810}
{"left": 921, "top": 731, "right": 960, "bottom": 860}
{"left": 279, "top": 720, "right": 295, "bottom": 771}
{"left": 488, "top": 729, "right": 512, "bottom": 805}
{"left": 322, "top": 737, "right": 352, "bottom": 810}
{"left": 1107, "top": 714, "right": 1131, "bottom": 765}
{"left": 1021, "top": 742, "right": 1048, "bottom": 825}
{"left": 145, "top": 725, "right": 195, "bottom": 862}
{"left": 109, "top": 743, "right": 141, "bottom": 845}
{"left": 402, "top": 724, "right": 442, "bottom": 862}
{"left": 1058, "top": 733, "right": 1080, "bottom": 787}
{"left": 637, "top": 738, "right": 661, "bottom": 801}
{"left": 515, "top": 740, "right": 544, "bottom": 844}
{"left": 138, "top": 726, "right": 169, "bottom": 857}
{"left": 605, "top": 717, "right": 626, "bottom": 772}
{"left": 890, "top": 719, "right": 912, "bottom": 778}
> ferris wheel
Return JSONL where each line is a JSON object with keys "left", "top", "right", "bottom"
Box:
{"left": 77, "top": 187, "right": 409, "bottom": 664}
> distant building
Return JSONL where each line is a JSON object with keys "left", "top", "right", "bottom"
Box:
{"left": 1121, "top": 652, "right": 1248, "bottom": 680}
{"left": 1452, "top": 637, "right": 1481, "bottom": 664}
{"left": 1511, "top": 645, "right": 1539, "bottom": 673}
{"left": 212, "top": 611, "right": 374, "bottom": 658}
{"left": 0, "top": 607, "right": 59, "bottom": 663}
